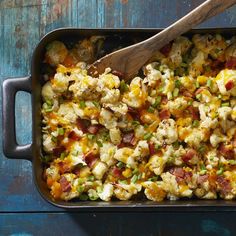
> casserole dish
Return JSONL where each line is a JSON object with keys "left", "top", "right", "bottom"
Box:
{"left": 3, "top": 28, "right": 236, "bottom": 210}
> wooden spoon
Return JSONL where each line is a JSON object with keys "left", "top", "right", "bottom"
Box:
{"left": 89, "top": 0, "right": 236, "bottom": 80}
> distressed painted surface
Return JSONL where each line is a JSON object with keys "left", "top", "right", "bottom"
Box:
{"left": 0, "top": 0, "right": 236, "bottom": 234}
{"left": 0, "top": 212, "right": 235, "bottom": 236}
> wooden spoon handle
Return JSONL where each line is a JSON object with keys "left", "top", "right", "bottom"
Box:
{"left": 144, "top": 0, "right": 236, "bottom": 52}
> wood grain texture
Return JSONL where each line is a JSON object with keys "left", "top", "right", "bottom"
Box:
{"left": 0, "top": 0, "right": 236, "bottom": 234}
{"left": 0, "top": 212, "right": 234, "bottom": 236}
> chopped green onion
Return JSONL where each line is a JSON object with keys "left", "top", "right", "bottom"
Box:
{"left": 195, "top": 81, "right": 200, "bottom": 88}
{"left": 147, "top": 106, "right": 155, "bottom": 113}
{"left": 87, "top": 175, "right": 95, "bottom": 181}
{"left": 87, "top": 134, "right": 95, "bottom": 140}
{"left": 132, "top": 168, "right": 139, "bottom": 174}
{"left": 117, "top": 161, "right": 125, "bottom": 169}
{"left": 51, "top": 136, "right": 57, "bottom": 143}
{"left": 60, "top": 152, "right": 66, "bottom": 160}
{"left": 118, "top": 179, "right": 128, "bottom": 184}
{"left": 198, "top": 145, "right": 206, "bottom": 155}
{"left": 172, "top": 141, "right": 180, "bottom": 149}
{"left": 88, "top": 190, "right": 99, "bottom": 201}
{"left": 131, "top": 174, "right": 138, "bottom": 183}
{"left": 221, "top": 102, "right": 230, "bottom": 107}
{"left": 79, "top": 193, "right": 88, "bottom": 201}
{"left": 132, "top": 120, "right": 140, "bottom": 127}
{"left": 192, "top": 120, "right": 200, "bottom": 128}
{"left": 188, "top": 100, "right": 193, "bottom": 105}
{"left": 228, "top": 160, "right": 236, "bottom": 165}
{"left": 57, "top": 127, "right": 64, "bottom": 136}
{"left": 152, "top": 96, "right": 162, "bottom": 108}
{"left": 200, "top": 164, "right": 206, "bottom": 171}
{"left": 120, "top": 80, "right": 129, "bottom": 93}
{"left": 175, "top": 79, "right": 181, "bottom": 88}
{"left": 199, "top": 169, "right": 207, "bottom": 175}
{"left": 96, "top": 186, "right": 103, "bottom": 193}
{"left": 96, "top": 140, "right": 103, "bottom": 147}
{"left": 173, "top": 88, "right": 179, "bottom": 97}
{"left": 137, "top": 173, "right": 142, "bottom": 180}
{"left": 207, "top": 79, "right": 212, "bottom": 88}
{"left": 143, "top": 132, "right": 152, "bottom": 140}
{"left": 217, "top": 167, "right": 224, "bottom": 175}
{"left": 77, "top": 186, "right": 85, "bottom": 193}
{"left": 92, "top": 101, "right": 100, "bottom": 108}
{"left": 46, "top": 99, "right": 53, "bottom": 106}
{"left": 196, "top": 94, "right": 202, "bottom": 100}
{"left": 148, "top": 176, "right": 158, "bottom": 181}
{"left": 181, "top": 62, "right": 188, "bottom": 68}
{"left": 41, "top": 155, "right": 52, "bottom": 163}
{"left": 45, "top": 108, "right": 53, "bottom": 113}
{"left": 77, "top": 178, "right": 85, "bottom": 185}
{"left": 79, "top": 100, "right": 86, "bottom": 109}
{"left": 144, "top": 124, "right": 149, "bottom": 129}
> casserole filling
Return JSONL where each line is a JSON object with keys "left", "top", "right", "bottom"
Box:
{"left": 41, "top": 34, "right": 236, "bottom": 201}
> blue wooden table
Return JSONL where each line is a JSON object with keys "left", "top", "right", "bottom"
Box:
{"left": 1, "top": 0, "right": 236, "bottom": 235}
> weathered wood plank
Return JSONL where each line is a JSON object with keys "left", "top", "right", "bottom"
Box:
{"left": 0, "top": 0, "right": 236, "bottom": 213}
{"left": 0, "top": 212, "right": 235, "bottom": 236}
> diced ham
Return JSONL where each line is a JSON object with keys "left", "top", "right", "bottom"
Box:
{"left": 160, "top": 42, "right": 172, "bottom": 57}
{"left": 112, "top": 167, "right": 123, "bottom": 178}
{"left": 68, "top": 131, "right": 81, "bottom": 141}
{"left": 197, "top": 174, "right": 209, "bottom": 184}
{"left": 182, "top": 149, "right": 197, "bottom": 163}
{"left": 59, "top": 176, "right": 72, "bottom": 192}
{"left": 159, "top": 109, "right": 171, "bottom": 120}
{"left": 225, "top": 80, "right": 234, "bottom": 91}
{"left": 217, "top": 175, "right": 232, "bottom": 195}
{"left": 122, "top": 132, "right": 135, "bottom": 145}
{"left": 148, "top": 142, "right": 156, "bottom": 156}
{"left": 76, "top": 118, "right": 88, "bottom": 133}
{"left": 84, "top": 152, "right": 98, "bottom": 168}
{"left": 53, "top": 146, "right": 66, "bottom": 157}
{"left": 87, "top": 125, "right": 101, "bottom": 134}
{"left": 218, "top": 143, "right": 234, "bottom": 159}
{"left": 225, "top": 56, "right": 236, "bottom": 69}
{"left": 112, "top": 70, "right": 124, "bottom": 79}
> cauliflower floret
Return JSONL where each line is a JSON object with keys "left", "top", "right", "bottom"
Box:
{"left": 205, "top": 150, "right": 219, "bottom": 169}
{"left": 109, "top": 128, "right": 122, "bottom": 145}
{"left": 57, "top": 102, "right": 78, "bottom": 123}
{"left": 68, "top": 141, "right": 87, "bottom": 166}
{"left": 99, "top": 142, "right": 116, "bottom": 166}
{"left": 148, "top": 154, "right": 167, "bottom": 175}
{"left": 122, "top": 77, "right": 147, "bottom": 108}
{"left": 97, "top": 71, "right": 120, "bottom": 91}
{"left": 101, "top": 89, "right": 120, "bottom": 104}
{"left": 143, "top": 181, "right": 166, "bottom": 202}
{"left": 99, "top": 108, "right": 117, "bottom": 129}
{"left": 168, "top": 97, "right": 188, "bottom": 116}
{"left": 114, "top": 183, "right": 142, "bottom": 200}
{"left": 45, "top": 41, "right": 68, "bottom": 66}
{"left": 134, "top": 125, "right": 146, "bottom": 139}
{"left": 43, "top": 134, "right": 56, "bottom": 153}
{"left": 200, "top": 117, "right": 218, "bottom": 129}
{"left": 51, "top": 73, "right": 69, "bottom": 93}
{"left": 215, "top": 69, "right": 236, "bottom": 96}
{"left": 41, "top": 81, "right": 56, "bottom": 101}
{"left": 104, "top": 102, "right": 128, "bottom": 116}
{"left": 131, "top": 140, "right": 149, "bottom": 160}
{"left": 114, "top": 147, "right": 136, "bottom": 168}
{"left": 184, "top": 128, "right": 207, "bottom": 148}
{"left": 92, "top": 161, "right": 108, "bottom": 180}
{"left": 143, "top": 62, "right": 162, "bottom": 87}
{"left": 189, "top": 51, "right": 207, "bottom": 77}
{"left": 46, "top": 165, "right": 60, "bottom": 181}
{"left": 98, "top": 183, "right": 114, "bottom": 201}
{"left": 210, "top": 128, "right": 227, "bottom": 147}
{"left": 232, "top": 106, "right": 236, "bottom": 120}
{"left": 156, "top": 119, "right": 178, "bottom": 144}
{"left": 218, "top": 107, "right": 232, "bottom": 120}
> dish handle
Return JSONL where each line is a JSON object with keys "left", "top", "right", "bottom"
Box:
{"left": 2, "top": 76, "right": 32, "bottom": 161}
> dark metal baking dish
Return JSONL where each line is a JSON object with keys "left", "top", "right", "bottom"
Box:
{"left": 2, "top": 28, "right": 236, "bottom": 210}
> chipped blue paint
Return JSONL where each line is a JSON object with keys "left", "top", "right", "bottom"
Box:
{"left": 1, "top": 0, "right": 236, "bottom": 235}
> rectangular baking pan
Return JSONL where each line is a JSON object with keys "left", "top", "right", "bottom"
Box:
{"left": 3, "top": 28, "right": 236, "bottom": 210}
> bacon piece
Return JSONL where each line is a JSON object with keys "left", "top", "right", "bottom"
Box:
{"left": 182, "top": 149, "right": 197, "bottom": 163}
{"left": 184, "top": 171, "right": 193, "bottom": 182}
{"left": 159, "top": 109, "right": 171, "bottom": 120}
{"left": 68, "top": 131, "right": 81, "bottom": 141}
{"left": 225, "top": 80, "right": 234, "bottom": 91}
{"left": 187, "top": 106, "right": 199, "bottom": 120}
{"left": 53, "top": 146, "right": 66, "bottom": 157}
{"left": 122, "top": 132, "right": 134, "bottom": 144}
{"left": 217, "top": 175, "right": 232, "bottom": 195}
{"left": 87, "top": 125, "right": 101, "bottom": 134}
{"left": 148, "top": 142, "right": 156, "bottom": 156}
{"left": 58, "top": 161, "right": 71, "bottom": 174}
{"left": 127, "top": 106, "right": 140, "bottom": 121}
{"left": 181, "top": 89, "right": 193, "bottom": 98}
{"left": 169, "top": 167, "right": 185, "bottom": 178}
{"left": 112, "top": 167, "right": 123, "bottom": 178}
{"left": 218, "top": 143, "right": 234, "bottom": 159}
{"left": 197, "top": 174, "right": 209, "bottom": 184}
{"left": 112, "top": 70, "right": 124, "bottom": 79}
{"left": 225, "top": 56, "right": 236, "bottom": 69}
{"left": 76, "top": 118, "right": 88, "bottom": 133}
{"left": 160, "top": 42, "right": 172, "bottom": 57}
{"left": 59, "top": 176, "right": 72, "bottom": 192}
{"left": 161, "top": 96, "right": 168, "bottom": 105}
{"left": 233, "top": 133, "right": 236, "bottom": 148}
{"left": 84, "top": 152, "right": 98, "bottom": 168}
